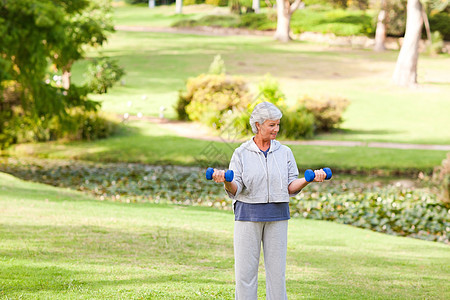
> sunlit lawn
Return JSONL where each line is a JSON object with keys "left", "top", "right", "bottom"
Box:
{"left": 8, "top": 121, "right": 448, "bottom": 173}
{"left": 72, "top": 28, "right": 450, "bottom": 144}
{"left": 1, "top": 172, "right": 449, "bottom": 299}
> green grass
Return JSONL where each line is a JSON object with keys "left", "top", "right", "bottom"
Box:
{"left": 7, "top": 121, "right": 448, "bottom": 173}
{"left": 73, "top": 27, "right": 450, "bottom": 144}
{"left": 1, "top": 172, "right": 449, "bottom": 299}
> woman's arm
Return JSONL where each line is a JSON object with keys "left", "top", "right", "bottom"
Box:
{"left": 288, "top": 169, "right": 326, "bottom": 194}
{"left": 212, "top": 169, "right": 238, "bottom": 196}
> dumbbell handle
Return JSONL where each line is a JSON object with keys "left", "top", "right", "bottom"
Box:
{"left": 305, "top": 168, "right": 332, "bottom": 182}
{"left": 206, "top": 167, "right": 234, "bottom": 182}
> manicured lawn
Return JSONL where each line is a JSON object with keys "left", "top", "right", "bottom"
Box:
{"left": 1, "top": 172, "right": 449, "bottom": 299}
{"left": 7, "top": 121, "right": 448, "bottom": 173}
{"left": 72, "top": 28, "right": 450, "bottom": 144}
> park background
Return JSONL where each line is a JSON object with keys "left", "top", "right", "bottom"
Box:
{"left": 0, "top": 0, "right": 449, "bottom": 299}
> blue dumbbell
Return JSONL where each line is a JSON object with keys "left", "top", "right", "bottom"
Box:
{"left": 305, "top": 167, "right": 332, "bottom": 182}
{"left": 206, "top": 167, "right": 234, "bottom": 182}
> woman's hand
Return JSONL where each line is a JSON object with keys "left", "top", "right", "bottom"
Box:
{"left": 212, "top": 169, "right": 226, "bottom": 183}
{"left": 312, "top": 169, "right": 327, "bottom": 182}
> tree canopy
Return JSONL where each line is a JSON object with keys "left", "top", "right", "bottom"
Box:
{"left": 0, "top": 0, "right": 114, "bottom": 146}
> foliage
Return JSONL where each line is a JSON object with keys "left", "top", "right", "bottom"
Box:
{"left": 291, "top": 181, "right": 450, "bottom": 243}
{"left": 84, "top": 57, "right": 126, "bottom": 94}
{"left": 172, "top": 15, "right": 239, "bottom": 28}
{"left": 1, "top": 157, "right": 448, "bottom": 244}
{"left": 205, "top": 0, "right": 229, "bottom": 6}
{"left": 426, "top": 31, "right": 446, "bottom": 55}
{"left": 238, "top": 13, "right": 274, "bottom": 30}
{"left": 171, "top": 7, "right": 375, "bottom": 36}
{"left": 208, "top": 54, "right": 226, "bottom": 75}
{"left": 298, "top": 95, "right": 350, "bottom": 132}
{"left": 429, "top": 12, "right": 450, "bottom": 40}
{"left": 278, "top": 106, "right": 316, "bottom": 139}
{"left": 177, "top": 74, "right": 251, "bottom": 128}
{"left": 0, "top": 0, "right": 114, "bottom": 148}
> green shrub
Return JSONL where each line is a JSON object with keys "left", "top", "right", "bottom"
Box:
{"left": 205, "top": 0, "right": 228, "bottom": 6}
{"left": 66, "top": 110, "right": 121, "bottom": 141}
{"left": 208, "top": 54, "right": 226, "bottom": 75}
{"left": 290, "top": 182, "right": 449, "bottom": 243}
{"left": 3, "top": 159, "right": 448, "bottom": 244}
{"left": 429, "top": 12, "right": 450, "bottom": 40}
{"left": 238, "top": 13, "right": 274, "bottom": 30}
{"left": 427, "top": 31, "right": 446, "bottom": 55}
{"left": 298, "top": 95, "right": 350, "bottom": 131}
{"left": 84, "top": 57, "right": 126, "bottom": 94}
{"left": 177, "top": 74, "right": 251, "bottom": 128}
{"left": 278, "top": 106, "right": 315, "bottom": 139}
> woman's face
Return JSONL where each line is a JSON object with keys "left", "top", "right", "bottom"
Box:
{"left": 256, "top": 119, "right": 280, "bottom": 140}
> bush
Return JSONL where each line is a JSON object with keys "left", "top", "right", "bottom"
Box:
{"left": 176, "top": 74, "right": 251, "bottom": 128}
{"left": 427, "top": 31, "right": 446, "bottom": 55}
{"left": 221, "top": 75, "right": 315, "bottom": 140}
{"left": 298, "top": 95, "right": 350, "bottom": 131}
{"left": 291, "top": 182, "right": 450, "bottom": 243}
{"left": 429, "top": 12, "right": 450, "bottom": 41}
{"left": 278, "top": 106, "right": 315, "bottom": 139}
{"left": 205, "top": 0, "right": 228, "bottom": 6}
{"left": 84, "top": 57, "right": 126, "bottom": 94}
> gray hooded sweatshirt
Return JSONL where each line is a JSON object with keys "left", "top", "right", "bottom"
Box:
{"left": 226, "top": 138, "right": 299, "bottom": 204}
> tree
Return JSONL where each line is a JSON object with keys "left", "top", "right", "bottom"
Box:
{"left": 176, "top": 0, "right": 182, "bottom": 13}
{"left": 0, "top": 0, "right": 113, "bottom": 146}
{"left": 253, "top": 0, "right": 261, "bottom": 13}
{"left": 392, "top": 0, "right": 424, "bottom": 86}
{"left": 374, "top": 0, "right": 388, "bottom": 51}
{"left": 274, "top": 0, "right": 305, "bottom": 42}
{"left": 54, "top": 0, "right": 114, "bottom": 89}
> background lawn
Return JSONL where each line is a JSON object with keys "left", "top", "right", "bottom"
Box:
{"left": 7, "top": 121, "right": 448, "bottom": 174}
{"left": 71, "top": 29, "right": 450, "bottom": 145}
{"left": 1, "top": 172, "right": 449, "bottom": 299}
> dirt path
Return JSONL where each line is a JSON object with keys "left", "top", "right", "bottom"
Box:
{"left": 127, "top": 116, "right": 450, "bottom": 151}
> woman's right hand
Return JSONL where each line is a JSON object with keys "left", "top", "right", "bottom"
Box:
{"left": 212, "top": 169, "right": 226, "bottom": 183}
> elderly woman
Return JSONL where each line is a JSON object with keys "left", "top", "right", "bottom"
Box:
{"left": 212, "top": 102, "right": 327, "bottom": 300}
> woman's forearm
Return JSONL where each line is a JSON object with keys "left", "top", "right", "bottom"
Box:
{"left": 224, "top": 181, "right": 238, "bottom": 196}
{"left": 288, "top": 178, "right": 309, "bottom": 194}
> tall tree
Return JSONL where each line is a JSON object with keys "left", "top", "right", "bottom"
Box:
{"left": 274, "top": 0, "right": 305, "bottom": 42}
{"left": 0, "top": 0, "right": 112, "bottom": 145}
{"left": 253, "top": 0, "right": 261, "bottom": 13}
{"left": 55, "top": 0, "right": 114, "bottom": 90}
{"left": 176, "top": 0, "right": 183, "bottom": 14}
{"left": 374, "top": 0, "right": 388, "bottom": 51}
{"left": 392, "top": 0, "right": 424, "bottom": 86}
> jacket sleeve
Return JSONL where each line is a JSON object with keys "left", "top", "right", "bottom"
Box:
{"left": 287, "top": 149, "right": 300, "bottom": 197}
{"left": 225, "top": 150, "right": 244, "bottom": 199}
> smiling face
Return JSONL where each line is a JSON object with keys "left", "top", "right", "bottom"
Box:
{"left": 256, "top": 119, "right": 280, "bottom": 141}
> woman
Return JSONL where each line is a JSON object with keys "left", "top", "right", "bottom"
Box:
{"left": 212, "top": 102, "right": 327, "bottom": 300}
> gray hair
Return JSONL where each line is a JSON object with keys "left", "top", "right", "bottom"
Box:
{"left": 249, "top": 102, "right": 282, "bottom": 134}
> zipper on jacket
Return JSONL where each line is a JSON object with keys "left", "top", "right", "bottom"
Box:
{"left": 265, "top": 154, "right": 270, "bottom": 203}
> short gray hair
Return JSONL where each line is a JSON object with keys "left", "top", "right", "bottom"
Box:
{"left": 249, "top": 102, "right": 282, "bottom": 134}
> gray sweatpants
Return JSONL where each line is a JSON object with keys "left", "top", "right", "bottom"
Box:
{"left": 234, "top": 220, "right": 288, "bottom": 300}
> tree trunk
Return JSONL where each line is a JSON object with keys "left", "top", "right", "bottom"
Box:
{"left": 274, "top": 0, "right": 291, "bottom": 42}
{"left": 253, "top": 0, "right": 260, "bottom": 13}
{"left": 374, "top": 0, "right": 387, "bottom": 52}
{"left": 392, "top": 0, "right": 423, "bottom": 87}
{"left": 62, "top": 63, "right": 72, "bottom": 90}
{"left": 176, "top": 0, "right": 182, "bottom": 14}
{"left": 149, "top": 0, "right": 155, "bottom": 8}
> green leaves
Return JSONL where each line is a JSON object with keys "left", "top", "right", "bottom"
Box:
{"left": 1, "top": 157, "right": 448, "bottom": 244}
